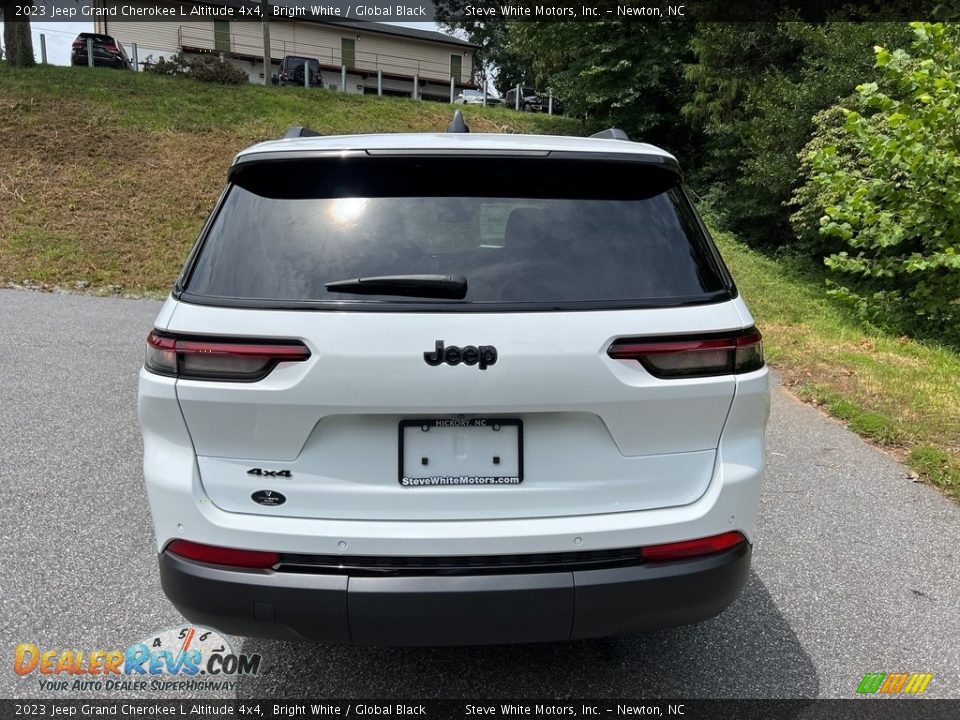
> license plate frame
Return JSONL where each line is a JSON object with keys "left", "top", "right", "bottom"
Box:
{"left": 398, "top": 418, "right": 523, "bottom": 488}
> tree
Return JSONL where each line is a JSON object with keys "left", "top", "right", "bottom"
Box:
{"left": 507, "top": 22, "right": 700, "bottom": 164}
{"left": 806, "top": 23, "right": 960, "bottom": 345}
{"left": 1, "top": 0, "right": 36, "bottom": 68}
{"left": 435, "top": 0, "right": 533, "bottom": 92}
{"left": 685, "top": 21, "right": 910, "bottom": 248}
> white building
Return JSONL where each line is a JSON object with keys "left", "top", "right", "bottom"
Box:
{"left": 94, "top": 1, "right": 478, "bottom": 100}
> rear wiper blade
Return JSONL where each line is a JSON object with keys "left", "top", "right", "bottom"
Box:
{"left": 324, "top": 274, "right": 468, "bottom": 299}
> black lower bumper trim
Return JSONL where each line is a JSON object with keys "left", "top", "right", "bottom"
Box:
{"left": 159, "top": 543, "right": 751, "bottom": 646}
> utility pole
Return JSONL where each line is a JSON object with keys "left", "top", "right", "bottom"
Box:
{"left": 261, "top": 0, "right": 271, "bottom": 85}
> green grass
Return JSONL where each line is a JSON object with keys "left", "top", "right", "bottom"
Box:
{"left": 712, "top": 228, "right": 960, "bottom": 500}
{"left": 0, "top": 63, "right": 583, "bottom": 136}
{"left": 908, "top": 446, "right": 960, "bottom": 492}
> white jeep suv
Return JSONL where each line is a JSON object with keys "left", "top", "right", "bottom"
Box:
{"left": 138, "top": 120, "right": 769, "bottom": 645}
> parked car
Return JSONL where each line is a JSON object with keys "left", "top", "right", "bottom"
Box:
{"left": 70, "top": 33, "right": 133, "bottom": 70}
{"left": 503, "top": 86, "right": 562, "bottom": 113}
{"left": 272, "top": 56, "right": 322, "bottom": 87}
{"left": 455, "top": 89, "right": 501, "bottom": 106}
{"left": 139, "top": 120, "right": 769, "bottom": 646}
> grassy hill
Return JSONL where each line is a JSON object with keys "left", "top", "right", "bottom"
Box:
{"left": 0, "top": 64, "right": 583, "bottom": 293}
{"left": 1, "top": 63, "right": 957, "bottom": 499}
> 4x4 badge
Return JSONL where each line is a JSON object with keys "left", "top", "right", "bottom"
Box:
{"left": 424, "top": 340, "right": 498, "bottom": 370}
{"left": 247, "top": 468, "right": 292, "bottom": 478}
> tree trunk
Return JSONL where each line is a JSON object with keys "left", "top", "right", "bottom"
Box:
{"left": 2, "top": 1, "right": 36, "bottom": 68}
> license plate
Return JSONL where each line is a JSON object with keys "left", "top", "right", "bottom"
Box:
{"left": 398, "top": 419, "right": 523, "bottom": 487}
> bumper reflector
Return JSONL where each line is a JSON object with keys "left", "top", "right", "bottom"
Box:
{"left": 640, "top": 531, "right": 747, "bottom": 563}
{"left": 166, "top": 540, "right": 279, "bottom": 569}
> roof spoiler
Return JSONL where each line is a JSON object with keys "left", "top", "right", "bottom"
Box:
{"left": 284, "top": 126, "right": 322, "bottom": 139}
{"left": 590, "top": 128, "right": 630, "bottom": 141}
{"left": 446, "top": 110, "right": 470, "bottom": 133}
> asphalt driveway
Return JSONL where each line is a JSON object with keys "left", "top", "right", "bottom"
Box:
{"left": 1, "top": 289, "right": 957, "bottom": 700}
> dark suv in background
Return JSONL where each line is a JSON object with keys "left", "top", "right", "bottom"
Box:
{"left": 503, "top": 87, "right": 562, "bottom": 114}
{"left": 272, "top": 56, "right": 323, "bottom": 87}
{"left": 71, "top": 33, "right": 133, "bottom": 70}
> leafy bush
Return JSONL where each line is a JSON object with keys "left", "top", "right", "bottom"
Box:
{"left": 145, "top": 52, "right": 248, "bottom": 85}
{"left": 789, "top": 104, "right": 876, "bottom": 256}
{"left": 188, "top": 55, "right": 249, "bottom": 85}
{"left": 684, "top": 22, "right": 910, "bottom": 249}
{"left": 143, "top": 53, "right": 184, "bottom": 77}
{"left": 790, "top": 107, "right": 845, "bottom": 255}
{"left": 807, "top": 23, "right": 960, "bottom": 345}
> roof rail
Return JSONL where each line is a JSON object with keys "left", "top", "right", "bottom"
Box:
{"left": 284, "top": 126, "right": 322, "bottom": 139}
{"left": 590, "top": 128, "right": 630, "bottom": 141}
{"left": 446, "top": 110, "right": 470, "bottom": 134}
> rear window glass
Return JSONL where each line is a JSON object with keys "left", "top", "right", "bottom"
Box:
{"left": 182, "top": 157, "right": 730, "bottom": 310}
{"left": 286, "top": 58, "right": 318, "bottom": 71}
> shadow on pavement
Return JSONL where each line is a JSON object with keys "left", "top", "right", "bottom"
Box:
{"left": 235, "top": 571, "right": 817, "bottom": 700}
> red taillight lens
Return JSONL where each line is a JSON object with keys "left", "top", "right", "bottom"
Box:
{"left": 102, "top": 44, "right": 118, "bottom": 53}
{"left": 72, "top": 40, "right": 84, "bottom": 49}
{"left": 607, "top": 328, "right": 763, "bottom": 378}
{"left": 167, "top": 540, "right": 279, "bottom": 569}
{"left": 640, "top": 532, "right": 747, "bottom": 563}
{"left": 145, "top": 331, "right": 310, "bottom": 382}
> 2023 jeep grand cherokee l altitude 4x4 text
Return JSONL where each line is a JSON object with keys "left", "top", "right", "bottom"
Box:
{"left": 138, "top": 122, "right": 770, "bottom": 646}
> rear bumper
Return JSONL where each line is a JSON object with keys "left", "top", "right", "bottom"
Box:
{"left": 159, "top": 543, "right": 751, "bottom": 646}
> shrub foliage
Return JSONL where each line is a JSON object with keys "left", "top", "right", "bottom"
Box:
{"left": 683, "top": 22, "right": 910, "bottom": 249}
{"left": 807, "top": 23, "right": 960, "bottom": 343}
{"left": 145, "top": 52, "right": 248, "bottom": 85}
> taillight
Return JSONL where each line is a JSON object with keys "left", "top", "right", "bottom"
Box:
{"left": 72, "top": 40, "right": 84, "bottom": 49}
{"left": 167, "top": 540, "right": 278, "bottom": 569}
{"left": 607, "top": 327, "right": 763, "bottom": 378}
{"left": 145, "top": 330, "right": 310, "bottom": 382}
{"left": 102, "top": 44, "right": 118, "bottom": 53}
{"left": 640, "top": 532, "right": 747, "bottom": 563}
